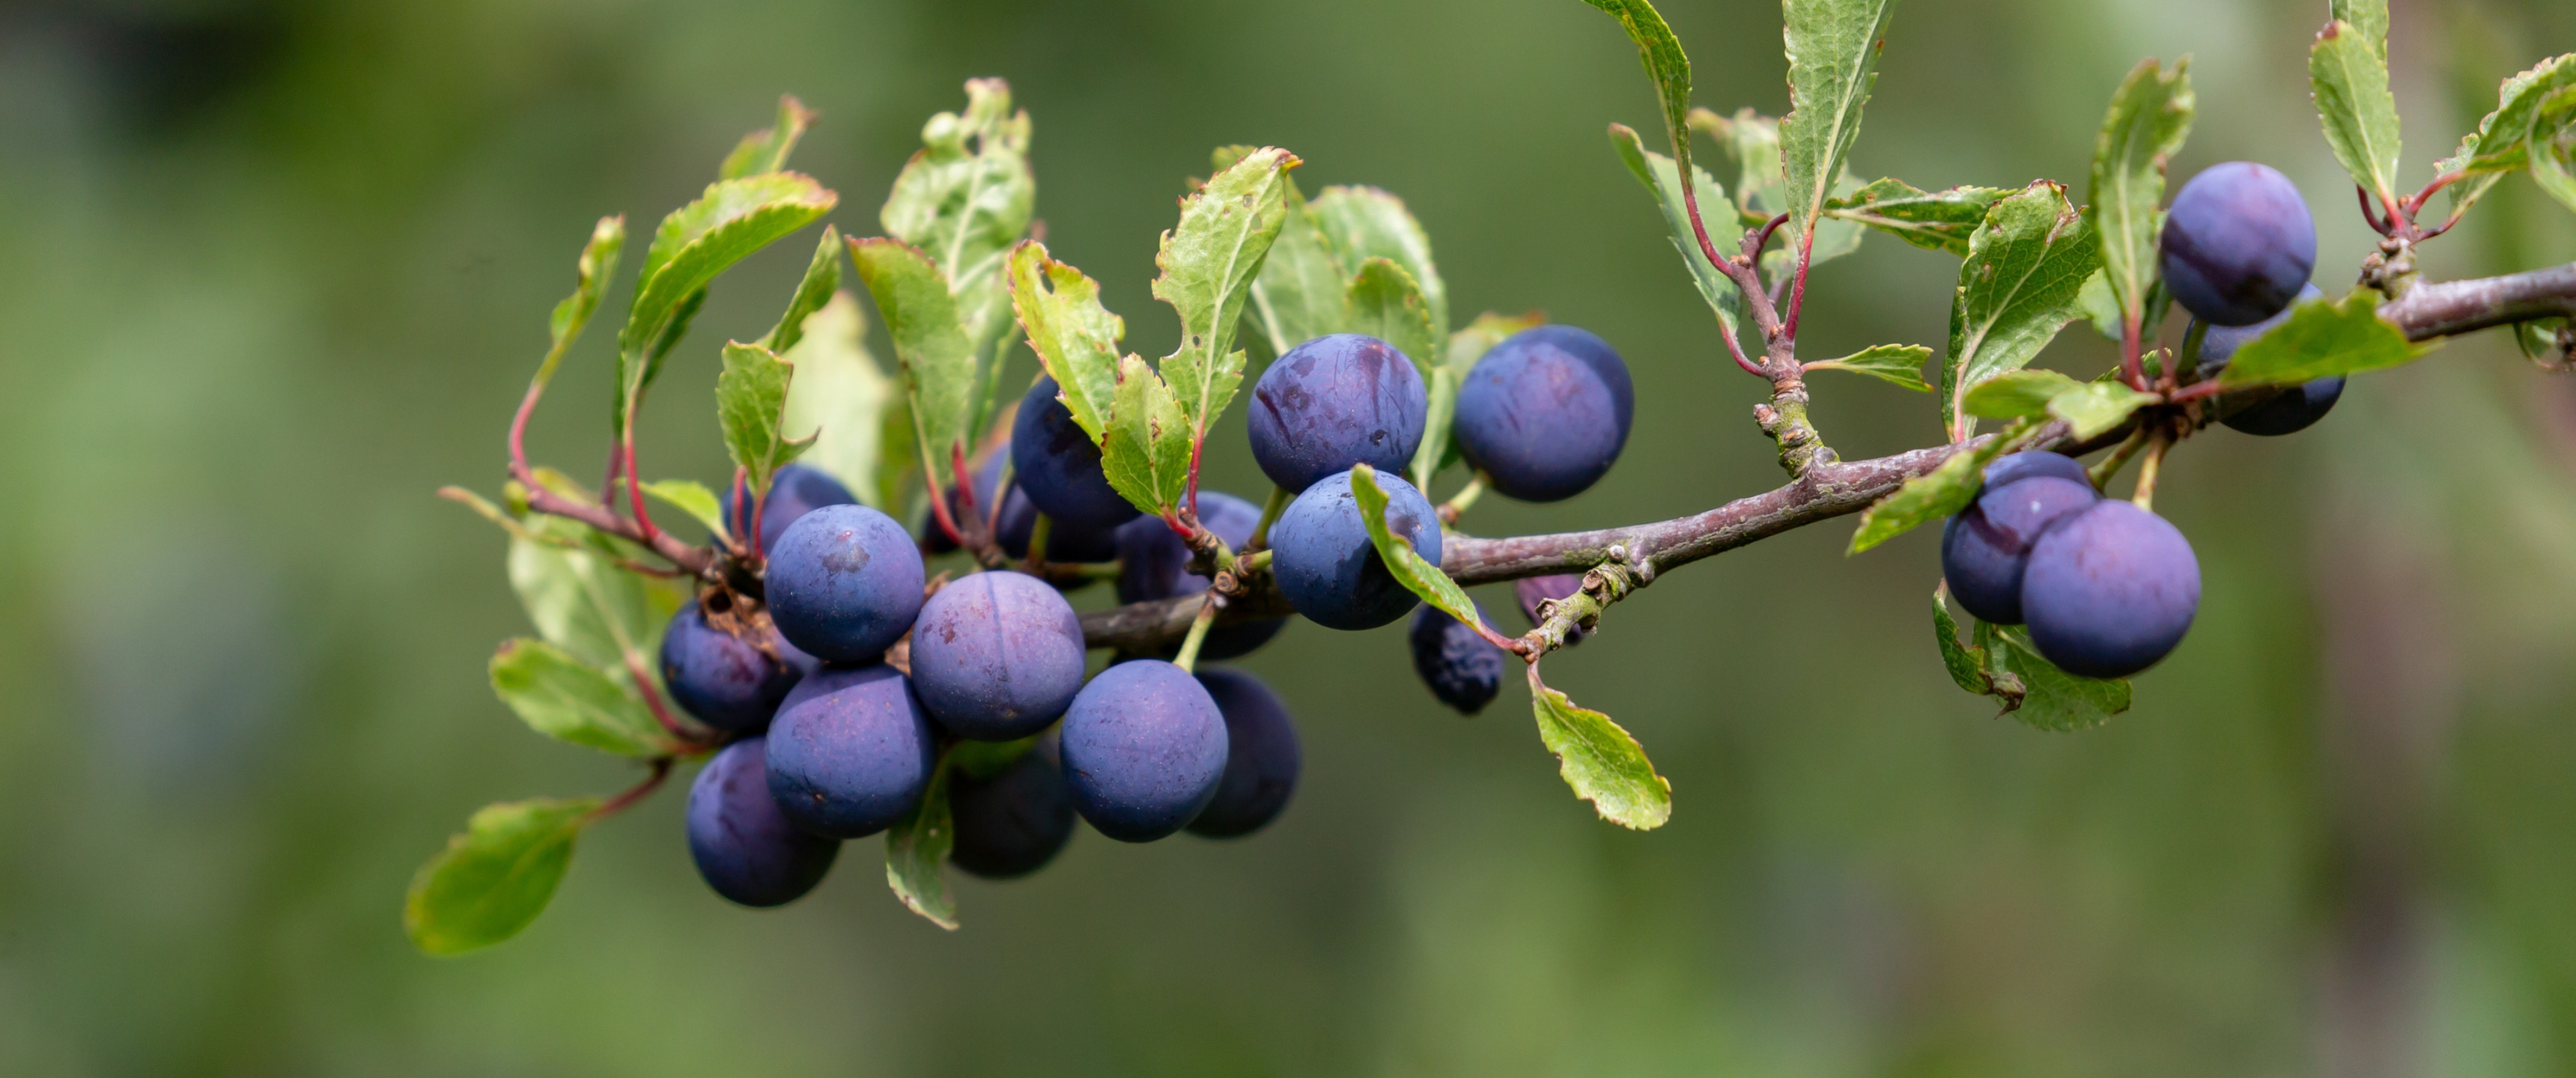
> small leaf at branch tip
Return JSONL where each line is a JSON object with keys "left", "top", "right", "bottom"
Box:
{"left": 1528, "top": 662, "right": 1670, "bottom": 830}
{"left": 638, "top": 480, "right": 729, "bottom": 541}
{"left": 1806, "top": 344, "right": 1933, "bottom": 391}
{"left": 2216, "top": 290, "right": 2426, "bottom": 386}
{"left": 406, "top": 797, "right": 602, "bottom": 954}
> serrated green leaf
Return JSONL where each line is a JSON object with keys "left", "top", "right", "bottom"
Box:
{"left": 406, "top": 797, "right": 601, "bottom": 954}
{"left": 779, "top": 293, "right": 902, "bottom": 511}
{"left": 2437, "top": 55, "right": 2576, "bottom": 219}
{"left": 1931, "top": 585, "right": 1997, "bottom": 696}
{"left": 882, "top": 79, "right": 1036, "bottom": 438}
{"left": 850, "top": 238, "right": 976, "bottom": 490}
{"left": 1349, "top": 464, "right": 1479, "bottom": 629}
{"left": 2088, "top": 58, "right": 2193, "bottom": 332}
{"left": 617, "top": 173, "right": 839, "bottom": 427}
{"left": 1940, "top": 181, "right": 2100, "bottom": 440}
{"left": 1580, "top": 0, "right": 1698, "bottom": 219}
{"left": 1344, "top": 258, "right": 1440, "bottom": 378}
{"left": 1781, "top": 0, "right": 1899, "bottom": 267}
{"left": 1805, "top": 343, "right": 1931, "bottom": 391}
{"left": 1960, "top": 370, "right": 2154, "bottom": 439}
{"left": 1990, "top": 626, "right": 2130, "bottom": 731}
{"left": 1309, "top": 186, "right": 1446, "bottom": 360}
{"left": 507, "top": 517, "right": 687, "bottom": 672}
{"left": 1848, "top": 419, "right": 2028, "bottom": 554}
{"left": 1242, "top": 175, "right": 1348, "bottom": 359}
{"left": 1963, "top": 368, "right": 2084, "bottom": 420}
{"left": 2216, "top": 290, "right": 2426, "bottom": 386}
{"left": 1822, "top": 178, "right": 2005, "bottom": 257}
{"left": 760, "top": 226, "right": 843, "bottom": 356}
{"left": 1610, "top": 122, "right": 1744, "bottom": 340}
{"left": 1006, "top": 240, "right": 1126, "bottom": 442}
{"left": 537, "top": 216, "right": 625, "bottom": 389}
{"left": 2332, "top": 0, "right": 2389, "bottom": 56}
{"left": 2311, "top": 19, "right": 2405, "bottom": 209}
{"left": 2047, "top": 381, "right": 2160, "bottom": 440}
{"left": 2533, "top": 87, "right": 2576, "bottom": 214}
{"left": 1694, "top": 108, "right": 1786, "bottom": 224}
{"left": 1101, "top": 353, "right": 1191, "bottom": 517}
{"left": 719, "top": 95, "right": 815, "bottom": 180}
{"left": 489, "top": 639, "right": 672, "bottom": 758}
{"left": 640, "top": 480, "right": 729, "bottom": 541}
{"left": 717, "top": 341, "right": 812, "bottom": 492}
{"left": 885, "top": 755, "right": 958, "bottom": 931}
{"left": 1157, "top": 147, "right": 1297, "bottom": 440}
{"left": 1527, "top": 663, "right": 1670, "bottom": 830}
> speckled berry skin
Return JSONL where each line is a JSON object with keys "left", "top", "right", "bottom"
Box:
{"left": 686, "top": 737, "right": 839, "bottom": 907}
{"left": 765, "top": 504, "right": 926, "bottom": 664}
{"left": 1268, "top": 469, "right": 1442, "bottom": 631}
{"left": 1941, "top": 475, "right": 2099, "bottom": 626}
{"left": 1058, "top": 660, "right": 1228, "bottom": 843}
{"left": 1186, "top": 669, "right": 1301, "bottom": 838}
{"left": 1245, "top": 334, "right": 1427, "bottom": 495}
{"left": 950, "top": 734, "right": 1077, "bottom": 880}
{"left": 2160, "top": 162, "right": 2317, "bottom": 326}
{"left": 1112, "top": 490, "right": 1286, "bottom": 660}
{"left": 1012, "top": 376, "right": 1144, "bottom": 533}
{"left": 2193, "top": 283, "right": 2343, "bottom": 436}
{"left": 1408, "top": 603, "right": 1506, "bottom": 715}
{"left": 764, "top": 663, "right": 939, "bottom": 838}
{"left": 728, "top": 463, "right": 857, "bottom": 555}
{"left": 908, "top": 571, "right": 1087, "bottom": 741}
{"left": 1452, "top": 325, "right": 1634, "bottom": 502}
{"left": 658, "top": 602, "right": 800, "bottom": 733}
{"left": 2021, "top": 501, "right": 2201, "bottom": 679}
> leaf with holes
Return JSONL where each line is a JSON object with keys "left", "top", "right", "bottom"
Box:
{"left": 1006, "top": 240, "right": 1126, "bottom": 442}
{"left": 1099, "top": 354, "right": 1191, "bottom": 517}
{"left": 881, "top": 77, "right": 1036, "bottom": 409}
{"left": 1156, "top": 146, "right": 1298, "bottom": 444}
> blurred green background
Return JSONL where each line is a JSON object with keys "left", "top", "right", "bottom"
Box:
{"left": 4, "top": 0, "right": 2576, "bottom": 1073}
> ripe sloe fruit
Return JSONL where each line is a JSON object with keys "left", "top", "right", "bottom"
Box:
{"left": 1246, "top": 334, "right": 1427, "bottom": 495}
{"left": 1941, "top": 475, "right": 2099, "bottom": 625}
{"left": 765, "top": 504, "right": 926, "bottom": 663}
{"left": 2192, "top": 283, "right": 2344, "bottom": 436}
{"left": 728, "top": 463, "right": 856, "bottom": 555}
{"left": 1268, "top": 469, "right": 1443, "bottom": 631}
{"left": 686, "top": 737, "right": 839, "bottom": 907}
{"left": 658, "top": 600, "right": 801, "bottom": 733}
{"left": 950, "top": 734, "right": 1077, "bottom": 879}
{"left": 765, "top": 663, "right": 939, "bottom": 838}
{"left": 1058, "top": 659, "right": 1229, "bottom": 842}
{"left": 1012, "top": 376, "right": 1144, "bottom": 533}
{"left": 1186, "top": 669, "right": 1301, "bottom": 838}
{"left": 2020, "top": 500, "right": 2200, "bottom": 679}
{"left": 1113, "top": 490, "right": 1286, "bottom": 660}
{"left": 1453, "top": 325, "right": 1635, "bottom": 502}
{"left": 908, "top": 571, "right": 1087, "bottom": 741}
{"left": 2160, "top": 162, "right": 2317, "bottom": 326}
{"left": 1515, "top": 574, "right": 1588, "bottom": 647}
{"left": 1408, "top": 603, "right": 1506, "bottom": 715}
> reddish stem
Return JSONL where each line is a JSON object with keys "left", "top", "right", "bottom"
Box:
{"left": 624, "top": 652, "right": 709, "bottom": 747}
{"left": 2166, "top": 379, "right": 2225, "bottom": 404}
{"left": 586, "top": 758, "right": 675, "bottom": 823}
{"left": 2357, "top": 185, "right": 2396, "bottom": 237}
{"left": 507, "top": 380, "right": 545, "bottom": 484}
{"left": 1782, "top": 230, "right": 1815, "bottom": 341}
{"left": 2401, "top": 170, "right": 2466, "bottom": 218}
{"left": 622, "top": 438, "right": 660, "bottom": 546}
{"left": 2120, "top": 311, "right": 2148, "bottom": 391}
{"left": 921, "top": 454, "right": 966, "bottom": 548}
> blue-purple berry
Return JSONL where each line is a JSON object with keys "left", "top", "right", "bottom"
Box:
{"left": 908, "top": 571, "right": 1087, "bottom": 741}
{"left": 765, "top": 663, "right": 939, "bottom": 838}
{"left": 687, "top": 737, "right": 839, "bottom": 907}
{"left": 2020, "top": 501, "right": 2200, "bottom": 679}
{"left": 1186, "top": 669, "right": 1301, "bottom": 838}
{"left": 1452, "top": 325, "right": 1633, "bottom": 502}
{"left": 1058, "top": 660, "right": 1229, "bottom": 842}
{"left": 765, "top": 504, "right": 926, "bottom": 664}
{"left": 2160, "top": 162, "right": 2317, "bottom": 326}
{"left": 1268, "top": 469, "right": 1443, "bottom": 631}
{"left": 1246, "top": 334, "right": 1427, "bottom": 495}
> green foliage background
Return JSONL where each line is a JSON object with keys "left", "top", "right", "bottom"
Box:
{"left": 2, "top": 0, "right": 2575, "bottom": 1072}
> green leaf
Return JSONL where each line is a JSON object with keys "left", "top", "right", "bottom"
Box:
{"left": 537, "top": 216, "right": 625, "bottom": 389}
{"left": 1695, "top": 108, "right": 1785, "bottom": 224}
{"left": 1988, "top": 626, "right": 2130, "bottom": 731}
{"left": 1931, "top": 585, "right": 2009, "bottom": 701}
{"left": 717, "top": 341, "right": 814, "bottom": 492}
{"left": 488, "top": 639, "right": 673, "bottom": 758}
{"left": 1805, "top": 343, "right": 1931, "bottom": 391}
{"left": 1962, "top": 368, "right": 2084, "bottom": 420}
{"left": 779, "top": 293, "right": 904, "bottom": 511}
{"left": 1580, "top": 0, "right": 1698, "bottom": 216}
{"left": 2087, "top": 58, "right": 2193, "bottom": 332}
{"left": 1349, "top": 464, "right": 1480, "bottom": 629}
{"left": 1241, "top": 168, "right": 1348, "bottom": 359}
{"left": 2331, "top": 0, "right": 2389, "bottom": 56}
{"left": 1847, "top": 420, "right": 2029, "bottom": 554}
{"left": 1308, "top": 186, "right": 1447, "bottom": 359}
{"left": 1527, "top": 663, "right": 1671, "bottom": 830}
{"left": 1780, "top": 0, "right": 1900, "bottom": 265}
{"left": 2075, "top": 268, "right": 2171, "bottom": 341}
{"left": 2045, "top": 381, "right": 2160, "bottom": 441}
{"left": 1100, "top": 353, "right": 1191, "bottom": 517}
{"left": 1610, "top": 122, "right": 1743, "bottom": 341}
{"left": 849, "top": 238, "right": 977, "bottom": 489}
{"left": 639, "top": 479, "right": 729, "bottom": 541}
{"left": 2216, "top": 290, "right": 2426, "bottom": 386}
{"left": 616, "top": 173, "right": 838, "bottom": 430}
{"left": 1005, "top": 240, "right": 1126, "bottom": 442}
{"left": 719, "top": 95, "right": 815, "bottom": 180}
{"left": 506, "top": 517, "right": 687, "bottom": 672}
{"left": 760, "top": 226, "right": 843, "bottom": 356}
{"left": 1961, "top": 369, "right": 2155, "bottom": 440}
{"left": 1940, "top": 181, "right": 2100, "bottom": 440}
{"left": 881, "top": 78, "right": 1037, "bottom": 433}
{"left": 2436, "top": 55, "right": 2576, "bottom": 219}
{"left": 1762, "top": 172, "right": 1868, "bottom": 284}
{"left": 885, "top": 756, "right": 959, "bottom": 930}
{"left": 1156, "top": 146, "right": 1298, "bottom": 440}
{"left": 406, "top": 797, "right": 601, "bottom": 954}
{"left": 1343, "top": 258, "right": 1440, "bottom": 378}
{"left": 2311, "top": 19, "right": 2405, "bottom": 209}
{"left": 1822, "top": 178, "right": 2005, "bottom": 257}
{"left": 2532, "top": 86, "right": 2576, "bottom": 215}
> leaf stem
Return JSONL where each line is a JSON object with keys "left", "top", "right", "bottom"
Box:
{"left": 2130, "top": 431, "right": 2169, "bottom": 511}
{"left": 2087, "top": 426, "right": 2151, "bottom": 490}
{"left": 2120, "top": 312, "right": 2148, "bottom": 390}
{"left": 625, "top": 652, "right": 714, "bottom": 749}
{"left": 1245, "top": 485, "right": 1292, "bottom": 554}
{"left": 1438, "top": 473, "right": 1487, "bottom": 525}
{"left": 585, "top": 757, "right": 675, "bottom": 824}
{"left": 1171, "top": 596, "right": 1220, "bottom": 674}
